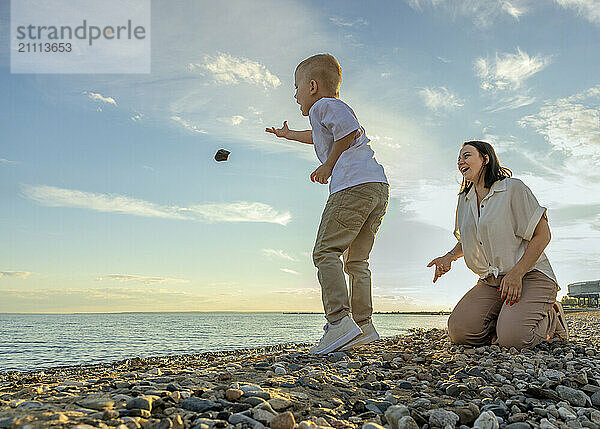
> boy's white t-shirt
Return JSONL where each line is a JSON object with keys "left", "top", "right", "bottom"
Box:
{"left": 308, "top": 97, "right": 388, "bottom": 195}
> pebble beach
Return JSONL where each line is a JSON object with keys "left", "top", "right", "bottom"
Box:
{"left": 1, "top": 310, "right": 599, "bottom": 429}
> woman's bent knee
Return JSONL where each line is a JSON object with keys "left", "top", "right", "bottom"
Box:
{"left": 447, "top": 312, "right": 467, "bottom": 344}
{"left": 447, "top": 311, "right": 495, "bottom": 345}
{"left": 496, "top": 327, "right": 537, "bottom": 349}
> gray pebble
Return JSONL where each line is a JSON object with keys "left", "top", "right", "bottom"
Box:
{"left": 397, "top": 416, "right": 419, "bottom": 429}
{"left": 181, "top": 398, "right": 219, "bottom": 413}
{"left": 0, "top": 418, "right": 14, "bottom": 429}
{"left": 127, "top": 396, "right": 152, "bottom": 411}
{"left": 429, "top": 409, "right": 459, "bottom": 428}
{"left": 556, "top": 385, "right": 590, "bottom": 407}
{"left": 473, "top": 411, "right": 499, "bottom": 429}
{"left": 385, "top": 405, "right": 411, "bottom": 429}
{"left": 229, "top": 413, "right": 265, "bottom": 429}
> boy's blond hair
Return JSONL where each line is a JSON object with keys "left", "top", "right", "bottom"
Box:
{"left": 296, "top": 54, "right": 342, "bottom": 97}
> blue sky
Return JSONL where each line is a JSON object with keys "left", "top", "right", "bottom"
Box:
{"left": 1, "top": 0, "right": 599, "bottom": 312}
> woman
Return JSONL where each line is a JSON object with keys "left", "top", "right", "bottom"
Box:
{"left": 428, "top": 141, "right": 568, "bottom": 349}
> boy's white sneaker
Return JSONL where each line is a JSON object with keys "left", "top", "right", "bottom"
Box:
{"left": 339, "top": 320, "right": 380, "bottom": 350}
{"left": 309, "top": 315, "right": 361, "bottom": 355}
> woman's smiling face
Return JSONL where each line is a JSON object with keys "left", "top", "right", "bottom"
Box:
{"left": 458, "top": 143, "right": 488, "bottom": 183}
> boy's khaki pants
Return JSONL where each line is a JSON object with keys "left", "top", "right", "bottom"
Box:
{"left": 312, "top": 182, "right": 389, "bottom": 325}
{"left": 448, "top": 270, "right": 559, "bottom": 349}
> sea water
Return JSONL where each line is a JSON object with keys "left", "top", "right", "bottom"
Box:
{"left": 0, "top": 312, "right": 448, "bottom": 372}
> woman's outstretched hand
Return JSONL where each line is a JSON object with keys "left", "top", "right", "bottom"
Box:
{"left": 499, "top": 270, "right": 523, "bottom": 305}
{"left": 427, "top": 254, "right": 454, "bottom": 283}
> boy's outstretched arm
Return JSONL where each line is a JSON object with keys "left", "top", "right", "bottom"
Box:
{"left": 266, "top": 121, "right": 313, "bottom": 144}
{"left": 311, "top": 131, "right": 356, "bottom": 184}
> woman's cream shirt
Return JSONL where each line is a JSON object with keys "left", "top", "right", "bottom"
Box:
{"left": 454, "top": 177, "right": 557, "bottom": 284}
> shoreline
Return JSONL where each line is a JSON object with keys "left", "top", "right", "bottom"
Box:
{"left": 1, "top": 310, "right": 599, "bottom": 428}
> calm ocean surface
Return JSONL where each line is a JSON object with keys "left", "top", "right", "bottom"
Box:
{"left": 0, "top": 313, "right": 449, "bottom": 373}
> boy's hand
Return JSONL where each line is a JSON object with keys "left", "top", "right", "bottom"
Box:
{"left": 310, "top": 164, "right": 332, "bottom": 184}
{"left": 265, "top": 121, "right": 290, "bottom": 138}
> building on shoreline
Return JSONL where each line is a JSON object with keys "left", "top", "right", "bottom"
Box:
{"left": 567, "top": 280, "right": 600, "bottom": 307}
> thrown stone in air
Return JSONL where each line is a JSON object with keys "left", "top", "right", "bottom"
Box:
{"left": 215, "top": 149, "right": 230, "bottom": 162}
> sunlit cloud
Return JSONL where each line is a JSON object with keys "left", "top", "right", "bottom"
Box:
{"left": 518, "top": 85, "right": 600, "bottom": 178}
{"left": 501, "top": 0, "right": 526, "bottom": 19}
{"left": 0, "top": 271, "right": 31, "bottom": 279}
{"left": 191, "top": 53, "right": 281, "bottom": 89}
{"left": 22, "top": 184, "right": 189, "bottom": 219}
{"left": 95, "top": 274, "right": 190, "bottom": 285}
{"left": 218, "top": 115, "right": 247, "bottom": 126}
{"left": 475, "top": 47, "right": 551, "bottom": 91}
{"left": 405, "top": 0, "right": 528, "bottom": 27}
{"left": 83, "top": 91, "right": 117, "bottom": 106}
{"left": 186, "top": 202, "right": 291, "bottom": 225}
{"left": 419, "top": 86, "right": 464, "bottom": 112}
{"left": 262, "top": 249, "right": 297, "bottom": 261}
{"left": 0, "top": 157, "right": 17, "bottom": 164}
{"left": 485, "top": 93, "right": 536, "bottom": 112}
{"left": 329, "top": 16, "right": 369, "bottom": 27}
{"left": 170, "top": 115, "right": 208, "bottom": 134}
{"left": 280, "top": 268, "right": 300, "bottom": 275}
{"left": 130, "top": 112, "right": 144, "bottom": 121}
{"left": 21, "top": 185, "right": 292, "bottom": 225}
{"left": 0, "top": 287, "right": 214, "bottom": 312}
{"left": 555, "top": 0, "right": 600, "bottom": 25}
{"left": 273, "top": 287, "right": 319, "bottom": 295}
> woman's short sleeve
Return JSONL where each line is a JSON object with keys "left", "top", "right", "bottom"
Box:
{"left": 511, "top": 180, "right": 546, "bottom": 241}
{"left": 454, "top": 199, "right": 461, "bottom": 242}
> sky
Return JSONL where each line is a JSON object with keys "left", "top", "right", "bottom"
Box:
{"left": 1, "top": 0, "right": 599, "bottom": 313}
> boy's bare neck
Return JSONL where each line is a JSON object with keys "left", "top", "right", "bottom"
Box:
{"left": 315, "top": 95, "right": 339, "bottom": 101}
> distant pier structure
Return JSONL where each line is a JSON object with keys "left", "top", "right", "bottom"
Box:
{"left": 567, "top": 280, "right": 600, "bottom": 307}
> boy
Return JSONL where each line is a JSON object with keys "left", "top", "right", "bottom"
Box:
{"left": 266, "top": 54, "right": 389, "bottom": 354}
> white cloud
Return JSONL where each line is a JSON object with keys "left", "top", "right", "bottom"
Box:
{"left": 21, "top": 184, "right": 292, "bottom": 225}
{"left": 83, "top": 91, "right": 117, "bottom": 106}
{"left": 475, "top": 47, "right": 551, "bottom": 91}
{"left": 273, "top": 287, "right": 319, "bottom": 295}
{"left": 130, "top": 112, "right": 144, "bottom": 121}
{"left": 555, "top": 0, "right": 600, "bottom": 25}
{"left": 0, "top": 287, "right": 213, "bottom": 312}
{"left": 518, "top": 86, "right": 600, "bottom": 160}
{"left": 170, "top": 116, "right": 208, "bottom": 134}
{"left": 192, "top": 53, "right": 281, "bottom": 89}
{"left": 218, "top": 115, "right": 246, "bottom": 126}
{"left": 485, "top": 93, "right": 536, "bottom": 112}
{"left": 501, "top": 1, "right": 526, "bottom": 18}
{"left": 247, "top": 106, "right": 262, "bottom": 115}
{"left": 0, "top": 271, "right": 31, "bottom": 279}
{"left": 405, "top": 0, "right": 528, "bottom": 27}
{"left": 186, "top": 202, "right": 291, "bottom": 225}
{"left": 96, "top": 274, "right": 190, "bottom": 285}
{"left": 329, "top": 16, "right": 369, "bottom": 27}
{"left": 419, "top": 87, "right": 464, "bottom": 112}
{"left": 0, "top": 158, "right": 17, "bottom": 164}
{"left": 22, "top": 184, "right": 189, "bottom": 220}
{"left": 280, "top": 268, "right": 300, "bottom": 275}
{"left": 262, "top": 249, "right": 297, "bottom": 261}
